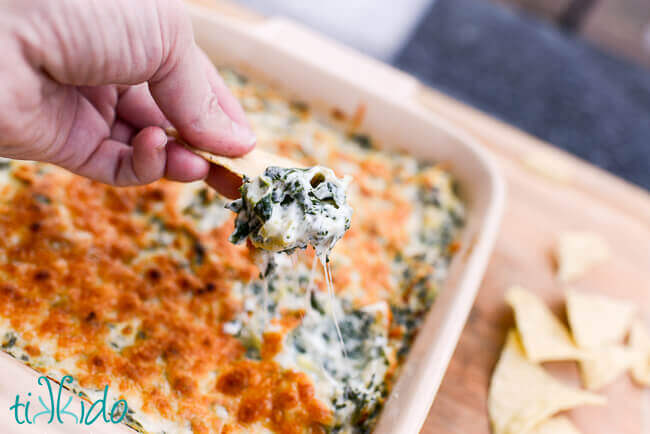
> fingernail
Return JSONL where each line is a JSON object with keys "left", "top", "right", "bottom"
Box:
{"left": 231, "top": 121, "right": 256, "bottom": 150}
{"left": 155, "top": 129, "right": 168, "bottom": 150}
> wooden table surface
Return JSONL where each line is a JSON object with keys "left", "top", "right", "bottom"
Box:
{"left": 192, "top": 2, "right": 650, "bottom": 432}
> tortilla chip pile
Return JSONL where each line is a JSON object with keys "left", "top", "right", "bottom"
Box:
{"left": 489, "top": 286, "right": 650, "bottom": 434}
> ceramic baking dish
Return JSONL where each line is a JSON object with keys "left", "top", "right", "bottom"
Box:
{"left": 0, "top": 5, "right": 505, "bottom": 433}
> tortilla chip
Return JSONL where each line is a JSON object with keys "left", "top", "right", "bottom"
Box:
{"left": 165, "top": 127, "right": 300, "bottom": 178}
{"left": 579, "top": 345, "right": 635, "bottom": 390}
{"left": 555, "top": 232, "right": 609, "bottom": 282}
{"left": 629, "top": 320, "right": 650, "bottom": 386}
{"left": 506, "top": 286, "right": 589, "bottom": 362}
{"left": 488, "top": 331, "right": 605, "bottom": 434}
{"left": 530, "top": 416, "right": 581, "bottom": 434}
{"left": 566, "top": 289, "right": 636, "bottom": 348}
{"left": 565, "top": 290, "right": 638, "bottom": 389}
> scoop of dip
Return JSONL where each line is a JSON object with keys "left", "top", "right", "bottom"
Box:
{"left": 227, "top": 166, "right": 352, "bottom": 257}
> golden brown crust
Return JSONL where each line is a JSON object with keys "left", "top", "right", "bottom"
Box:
{"left": 0, "top": 166, "right": 329, "bottom": 432}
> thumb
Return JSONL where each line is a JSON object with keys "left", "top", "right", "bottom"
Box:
{"left": 150, "top": 45, "right": 257, "bottom": 157}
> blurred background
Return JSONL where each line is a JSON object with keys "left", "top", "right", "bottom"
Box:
{"left": 235, "top": 0, "right": 649, "bottom": 190}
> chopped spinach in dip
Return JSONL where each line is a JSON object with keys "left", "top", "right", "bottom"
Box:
{"left": 227, "top": 166, "right": 352, "bottom": 257}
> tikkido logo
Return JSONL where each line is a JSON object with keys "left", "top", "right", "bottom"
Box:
{"left": 10, "top": 375, "right": 128, "bottom": 425}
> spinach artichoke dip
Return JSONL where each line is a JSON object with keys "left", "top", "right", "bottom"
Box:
{"left": 0, "top": 68, "right": 464, "bottom": 433}
{"left": 228, "top": 166, "right": 352, "bottom": 257}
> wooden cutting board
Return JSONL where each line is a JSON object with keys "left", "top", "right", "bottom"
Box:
{"left": 191, "top": 2, "right": 650, "bottom": 432}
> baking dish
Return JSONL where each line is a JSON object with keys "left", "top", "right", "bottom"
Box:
{"left": 0, "top": 5, "right": 504, "bottom": 433}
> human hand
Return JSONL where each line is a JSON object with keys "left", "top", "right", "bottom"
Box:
{"left": 0, "top": 0, "right": 254, "bottom": 197}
